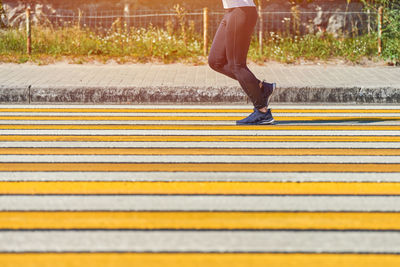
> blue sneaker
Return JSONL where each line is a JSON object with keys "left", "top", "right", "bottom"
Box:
{"left": 236, "top": 108, "right": 274, "bottom": 125}
{"left": 261, "top": 81, "right": 276, "bottom": 107}
{"left": 260, "top": 108, "right": 275, "bottom": 125}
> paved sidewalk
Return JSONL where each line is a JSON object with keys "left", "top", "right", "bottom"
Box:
{"left": 1, "top": 62, "right": 399, "bottom": 104}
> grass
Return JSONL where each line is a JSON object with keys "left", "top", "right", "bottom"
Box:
{"left": 0, "top": 23, "right": 204, "bottom": 64}
{"left": 249, "top": 32, "right": 380, "bottom": 64}
{"left": 0, "top": 24, "right": 389, "bottom": 65}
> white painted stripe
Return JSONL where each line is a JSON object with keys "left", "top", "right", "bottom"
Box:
{"left": 1, "top": 231, "right": 400, "bottom": 253}
{"left": 1, "top": 121, "right": 237, "bottom": 125}
{"left": 2, "top": 130, "right": 400, "bottom": 136}
{"left": 1, "top": 130, "right": 399, "bottom": 136}
{"left": 2, "top": 155, "right": 400, "bottom": 164}
{"left": 1, "top": 104, "right": 400, "bottom": 109}
{"left": 2, "top": 142, "right": 400, "bottom": 149}
{"left": 2, "top": 195, "right": 400, "bottom": 211}
{"left": 1, "top": 171, "right": 400, "bottom": 182}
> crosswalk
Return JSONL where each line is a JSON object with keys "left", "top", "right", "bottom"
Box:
{"left": 1, "top": 104, "right": 400, "bottom": 266}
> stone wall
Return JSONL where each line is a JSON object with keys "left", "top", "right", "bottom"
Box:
{"left": 264, "top": 1, "right": 368, "bottom": 36}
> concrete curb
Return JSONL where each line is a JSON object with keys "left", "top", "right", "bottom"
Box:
{"left": 0, "top": 86, "right": 30, "bottom": 103}
{"left": 29, "top": 86, "right": 247, "bottom": 104}
{"left": 2, "top": 86, "right": 400, "bottom": 104}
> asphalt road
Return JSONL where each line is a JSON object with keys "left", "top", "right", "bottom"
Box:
{"left": 1, "top": 104, "right": 400, "bottom": 267}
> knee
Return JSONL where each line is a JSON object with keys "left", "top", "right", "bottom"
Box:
{"left": 208, "top": 57, "right": 223, "bottom": 72}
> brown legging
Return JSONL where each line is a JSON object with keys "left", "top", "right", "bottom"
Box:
{"left": 208, "top": 6, "right": 265, "bottom": 109}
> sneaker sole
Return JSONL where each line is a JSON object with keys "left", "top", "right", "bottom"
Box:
{"left": 236, "top": 117, "right": 275, "bottom": 125}
{"left": 257, "top": 117, "right": 275, "bottom": 125}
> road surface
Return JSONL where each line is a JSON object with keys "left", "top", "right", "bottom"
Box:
{"left": 1, "top": 104, "right": 400, "bottom": 266}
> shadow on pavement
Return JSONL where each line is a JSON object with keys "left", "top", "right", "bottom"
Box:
{"left": 274, "top": 117, "right": 400, "bottom": 125}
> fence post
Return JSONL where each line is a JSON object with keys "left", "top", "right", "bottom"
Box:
{"left": 203, "top": 7, "right": 209, "bottom": 56}
{"left": 367, "top": 8, "right": 371, "bottom": 35}
{"left": 78, "top": 8, "right": 82, "bottom": 30}
{"left": 26, "top": 7, "right": 31, "bottom": 55}
{"left": 258, "top": 2, "right": 263, "bottom": 55}
{"left": 377, "top": 6, "right": 383, "bottom": 56}
{"left": 124, "top": 3, "right": 130, "bottom": 31}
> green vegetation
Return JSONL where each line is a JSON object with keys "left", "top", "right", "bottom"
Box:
{"left": 250, "top": 33, "right": 379, "bottom": 64}
{"left": 0, "top": 21, "right": 204, "bottom": 64}
{"left": 361, "top": 0, "right": 400, "bottom": 63}
{"left": 0, "top": 24, "right": 381, "bottom": 65}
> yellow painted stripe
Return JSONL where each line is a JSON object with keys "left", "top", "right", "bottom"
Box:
{"left": 1, "top": 148, "right": 399, "bottom": 156}
{"left": 1, "top": 163, "right": 400, "bottom": 173}
{"left": 1, "top": 182, "right": 400, "bottom": 195}
{"left": 0, "top": 108, "right": 399, "bottom": 113}
{"left": 0, "top": 135, "right": 399, "bottom": 142}
{"left": 2, "top": 124, "right": 400, "bottom": 130}
{"left": 0, "top": 116, "right": 399, "bottom": 121}
{"left": 1, "top": 253, "right": 400, "bottom": 267}
{"left": 1, "top": 212, "right": 400, "bottom": 230}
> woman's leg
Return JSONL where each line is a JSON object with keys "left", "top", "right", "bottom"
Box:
{"left": 208, "top": 12, "right": 237, "bottom": 80}
{"left": 225, "top": 7, "right": 265, "bottom": 109}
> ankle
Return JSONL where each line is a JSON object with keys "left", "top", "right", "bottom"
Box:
{"left": 258, "top": 107, "right": 268, "bottom": 113}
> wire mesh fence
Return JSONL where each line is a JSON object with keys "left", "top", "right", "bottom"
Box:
{"left": 7, "top": 8, "right": 378, "bottom": 38}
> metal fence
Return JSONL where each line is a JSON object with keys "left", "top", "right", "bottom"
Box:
{"left": 46, "top": 9, "right": 224, "bottom": 35}
{"left": 8, "top": 8, "right": 378, "bottom": 38}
